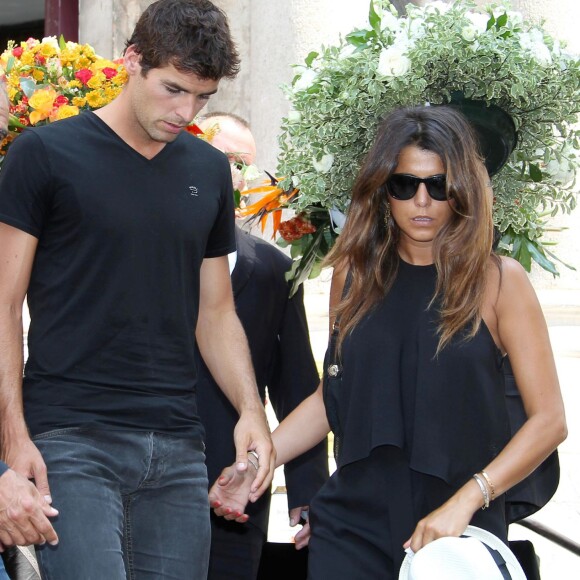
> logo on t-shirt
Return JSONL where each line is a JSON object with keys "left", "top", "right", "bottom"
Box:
{"left": 189, "top": 186, "right": 199, "bottom": 196}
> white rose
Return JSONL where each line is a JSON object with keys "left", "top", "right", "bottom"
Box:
{"left": 545, "top": 159, "right": 561, "bottom": 175}
{"left": 426, "top": 1, "right": 451, "bottom": 15}
{"left": 377, "top": 46, "right": 411, "bottom": 78}
{"left": 466, "top": 12, "right": 489, "bottom": 34}
{"left": 41, "top": 36, "right": 60, "bottom": 50}
{"left": 287, "top": 110, "right": 302, "bottom": 123}
{"left": 519, "top": 32, "right": 532, "bottom": 50}
{"left": 531, "top": 41, "right": 552, "bottom": 66}
{"left": 293, "top": 68, "right": 318, "bottom": 92}
{"left": 312, "top": 153, "right": 334, "bottom": 174}
{"left": 506, "top": 10, "right": 524, "bottom": 27}
{"left": 380, "top": 11, "right": 399, "bottom": 33}
{"left": 461, "top": 25, "right": 477, "bottom": 43}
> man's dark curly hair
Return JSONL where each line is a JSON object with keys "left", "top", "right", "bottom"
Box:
{"left": 125, "top": 0, "right": 240, "bottom": 80}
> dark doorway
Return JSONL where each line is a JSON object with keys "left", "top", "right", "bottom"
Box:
{"left": 0, "top": 0, "right": 78, "bottom": 51}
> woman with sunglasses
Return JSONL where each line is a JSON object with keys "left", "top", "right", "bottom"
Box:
{"left": 210, "top": 105, "right": 566, "bottom": 579}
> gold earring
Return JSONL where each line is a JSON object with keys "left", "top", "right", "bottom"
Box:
{"left": 384, "top": 202, "right": 391, "bottom": 227}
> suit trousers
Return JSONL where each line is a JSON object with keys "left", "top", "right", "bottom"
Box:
{"left": 207, "top": 514, "right": 266, "bottom": 580}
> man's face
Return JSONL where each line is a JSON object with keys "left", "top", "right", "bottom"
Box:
{"left": 0, "top": 81, "right": 10, "bottom": 140}
{"left": 125, "top": 46, "right": 219, "bottom": 146}
{"left": 198, "top": 116, "right": 257, "bottom": 191}
{"left": 200, "top": 116, "right": 256, "bottom": 167}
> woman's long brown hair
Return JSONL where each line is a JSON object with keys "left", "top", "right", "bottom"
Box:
{"left": 325, "top": 106, "right": 498, "bottom": 354}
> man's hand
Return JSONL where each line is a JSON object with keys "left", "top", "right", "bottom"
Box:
{"left": 0, "top": 469, "right": 58, "bottom": 550}
{"left": 232, "top": 407, "right": 276, "bottom": 503}
{"left": 209, "top": 462, "right": 256, "bottom": 524}
{"left": 3, "top": 438, "right": 52, "bottom": 503}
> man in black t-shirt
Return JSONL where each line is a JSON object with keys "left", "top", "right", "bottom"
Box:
{"left": 0, "top": 2, "right": 274, "bottom": 578}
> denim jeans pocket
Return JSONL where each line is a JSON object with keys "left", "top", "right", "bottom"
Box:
{"left": 32, "top": 426, "right": 88, "bottom": 441}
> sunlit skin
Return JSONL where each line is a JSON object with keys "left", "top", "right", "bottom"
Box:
{"left": 95, "top": 45, "right": 218, "bottom": 159}
{"left": 199, "top": 116, "right": 256, "bottom": 166}
{"left": 389, "top": 145, "right": 455, "bottom": 265}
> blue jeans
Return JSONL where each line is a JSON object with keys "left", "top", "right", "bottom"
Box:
{"left": 0, "top": 557, "right": 8, "bottom": 580}
{"left": 33, "top": 428, "right": 210, "bottom": 580}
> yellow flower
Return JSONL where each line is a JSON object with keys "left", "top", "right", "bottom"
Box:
{"left": 32, "top": 69, "right": 45, "bottom": 82}
{"left": 29, "top": 87, "right": 57, "bottom": 125}
{"left": 72, "top": 96, "right": 87, "bottom": 107}
{"left": 87, "top": 72, "right": 105, "bottom": 89}
{"left": 20, "top": 52, "right": 35, "bottom": 66}
{"left": 67, "top": 80, "right": 82, "bottom": 89}
{"left": 39, "top": 43, "right": 57, "bottom": 58}
{"left": 55, "top": 104, "right": 79, "bottom": 120}
{"left": 85, "top": 90, "right": 105, "bottom": 108}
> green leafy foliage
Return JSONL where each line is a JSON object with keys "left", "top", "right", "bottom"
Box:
{"left": 277, "top": 0, "right": 580, "bottom": 281}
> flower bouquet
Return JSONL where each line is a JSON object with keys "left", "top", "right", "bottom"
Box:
{"left": 250, "top": 0, "right": 580, "bottom": 293}
{"left": 0, "top": 36, "right": 127, "bottom": 165}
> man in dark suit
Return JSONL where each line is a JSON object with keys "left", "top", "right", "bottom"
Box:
{"left": 196, "top": 113, "right": 328, "bottom": 580}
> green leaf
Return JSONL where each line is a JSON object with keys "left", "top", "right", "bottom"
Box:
{"left": 305, "top": 51, "right": 319, "bottom": 67}
{"left": 525, "top": 239, "right": 558, "bottom": 275}
{"left": 368, "top": 0, "right": 381, "bottom": 34}
{"left": 19, "top": 76, "right": 38, "bottom": 98}
{"left": 486, "top": 15, "right": 496, "bottom": 30}
{"left": 5, "top": 55, "right": 15, "bottom": 74}
{"left": 59, "top": 35, "right": 67, "bottom": 50}
{"left": 345, "top": 29, "right": 374, "bottom": 47}
{"left": 513, "top": 237, "right": 532, "bottom": 271}
{"left": 529, "top": 163, "right": 543, "bottom": 182}
{"left": 496, "top": 13, "right": 508, "bottom": 29}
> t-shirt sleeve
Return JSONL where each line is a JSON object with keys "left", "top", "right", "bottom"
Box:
{"left": 0, "top": 461, "right": 8, "bottom": 477}
{"left": 203, "top": 155, "right": 237, "bottom": 258}
{"left": 0, "top": 130, "right": 52, "bottom": 238}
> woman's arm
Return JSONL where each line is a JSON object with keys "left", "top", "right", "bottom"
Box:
{"left": 406, "top": 257, "right": 567, "bottom": 551}
{"left": 209, "top": 265, "right": 350, "bottom": 518}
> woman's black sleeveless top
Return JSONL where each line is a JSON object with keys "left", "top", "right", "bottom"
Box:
{"left": 324, "top": 259, "right": 510, "bottom": 487}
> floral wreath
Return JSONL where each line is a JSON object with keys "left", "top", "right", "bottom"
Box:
{"left": 243, "top": 0, "right": 580, "bottom": 293}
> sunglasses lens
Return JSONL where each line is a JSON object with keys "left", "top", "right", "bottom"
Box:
{"left": 387, "top": 175, "right": 447, "bottom": 201}
{"left": 427, "top": 175, "right": 447, "bottom": 201}
{"left": 387, "top": 175, "right": 417, "bottom": 200}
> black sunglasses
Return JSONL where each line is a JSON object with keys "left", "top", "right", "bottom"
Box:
{"left": 386, "top": 173, "right": 448, "bottom": 201}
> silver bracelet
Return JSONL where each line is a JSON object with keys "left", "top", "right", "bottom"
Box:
{"left": 473, "top": 473, "right": 490, "bottom": 510}
{"left": 247, "top": 450, "right": 259, "bottom": 471}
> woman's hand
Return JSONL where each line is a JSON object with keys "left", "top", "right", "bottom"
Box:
{"left": 208, "top": 459, "right": 259, "bottom": 524}
{"left": 404, "top": 479, "right": 483, "bottom": 552}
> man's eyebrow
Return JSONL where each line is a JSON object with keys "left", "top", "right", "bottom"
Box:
{"left": 163, "top": 80, "right": 218, "bottom": 97}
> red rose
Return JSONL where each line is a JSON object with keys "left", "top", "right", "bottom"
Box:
{"left": 35, "top": 53, "right": 46, "bottom": 65}
{"left": 54, "top": 95, "right": 69, "bottom": 107}
{"left": 12, "top": 46, "right": 24, "bottom": 58}
{"left": 75, "top": 69, "right": 94, "bottom": 85}
{"left": 101, "top": 67, "right": 117, "bottom": 80}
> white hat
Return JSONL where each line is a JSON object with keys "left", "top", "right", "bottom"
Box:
{"left": 399, "top": 525, "right": 526, "bottom": 580}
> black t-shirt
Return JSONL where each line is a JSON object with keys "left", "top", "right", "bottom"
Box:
{"left": 0, "top": 112, "right": 236, "bottom": 437}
